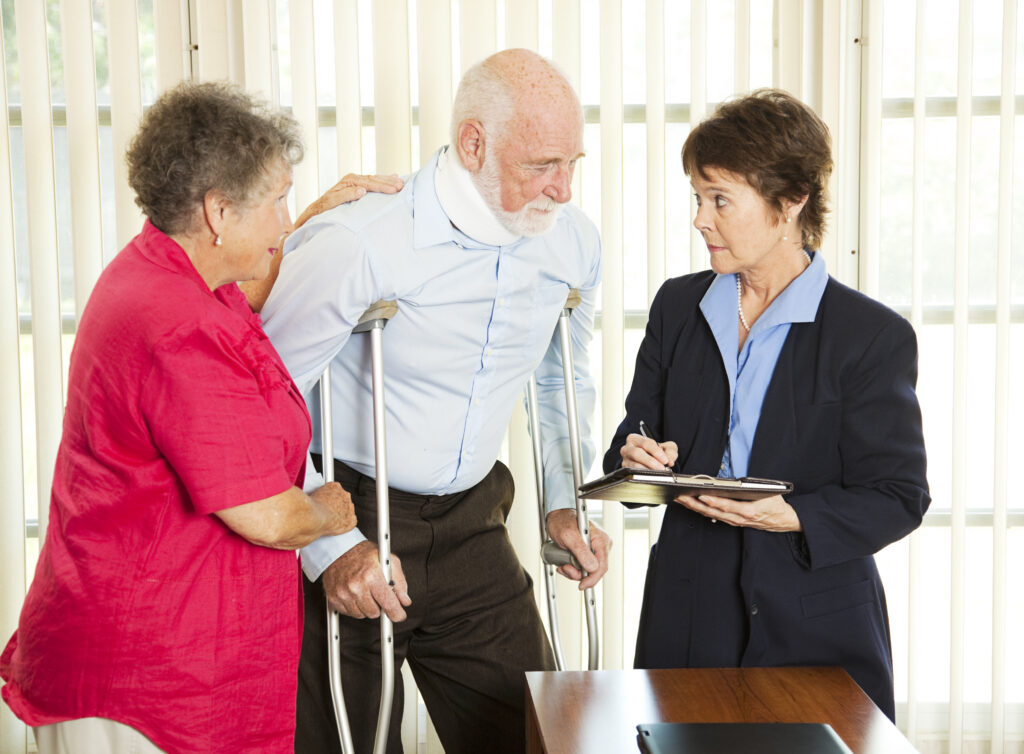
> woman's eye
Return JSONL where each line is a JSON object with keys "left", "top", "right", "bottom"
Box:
{"left": 714, "top": 195, "right": 727, "bottom": 208}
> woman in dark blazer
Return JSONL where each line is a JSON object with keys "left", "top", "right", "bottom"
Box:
{"left": 605, "top": 89, "right": 929, "bottom": 721}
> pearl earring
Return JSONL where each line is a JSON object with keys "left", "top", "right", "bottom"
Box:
{"left": 781, "top": 216, "right": 791, "bottom": 242}
{"left": 215, "top": 235, "right": 222, "bottom": 246}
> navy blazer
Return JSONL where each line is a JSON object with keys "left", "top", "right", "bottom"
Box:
{"left": 605, "top": 271, "right": 930, "bottom": 720}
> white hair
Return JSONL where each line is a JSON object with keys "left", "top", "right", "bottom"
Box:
{"left": 449, "top": 59, "right": 516, "bottom": 148}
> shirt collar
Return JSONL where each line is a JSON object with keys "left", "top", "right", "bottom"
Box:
{"left": 699, "top": 250, "right": 828, "bottom": 336}
{"left": 412, "top": 147, "right": 522, "bottom": 251}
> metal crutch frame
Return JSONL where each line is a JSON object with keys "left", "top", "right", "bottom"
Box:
{"left": 321, "top": 299, "right": 399, "bottom": 754}
{"left": 529, "top": 288, "right": 600, "bottom": 671}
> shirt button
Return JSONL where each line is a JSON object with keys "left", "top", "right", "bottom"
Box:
{"left": 750, "top": 604, "right": 759, "bottom": 616}
{"left": 498, "top": 298, "right": 506, "bottom": 306}
{"left": 473, "top": 398, "right": 480, "bottom": 406}
{"left": 486, "top": 347, "right": 492, "bottom": 355}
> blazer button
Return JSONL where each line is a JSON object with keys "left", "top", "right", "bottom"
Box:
{"left": 750, "top": 604, "right": 759, "bottom": 616}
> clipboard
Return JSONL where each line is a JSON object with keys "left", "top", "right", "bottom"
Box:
{"left": 578, "top": 467, "right": 793, "bottom": 505}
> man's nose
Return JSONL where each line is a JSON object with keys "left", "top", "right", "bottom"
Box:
{"left": 543, "top": 165, "right": 572, "bottom": 204}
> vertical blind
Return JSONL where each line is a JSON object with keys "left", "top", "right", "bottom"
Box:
{"left": 1, "top": 2, "right": 1021, "bottom": 753}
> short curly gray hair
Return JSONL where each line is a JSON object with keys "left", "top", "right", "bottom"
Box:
{"left": 126, "top": 81, "right": 303, "bottom": 235}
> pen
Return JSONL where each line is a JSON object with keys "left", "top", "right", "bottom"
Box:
{"left": 638, "top": 420, "right": 671, "bottom": 470}
{"left": 638, "top": 420, "right": 654, "bottom": 440}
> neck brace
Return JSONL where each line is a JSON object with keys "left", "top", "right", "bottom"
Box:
{"left": 434, "top": 146, "right": 521, "bottom": 247}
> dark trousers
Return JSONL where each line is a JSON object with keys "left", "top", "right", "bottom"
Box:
{"left": 295, "top": 459, "right": 555, "bottom": 754}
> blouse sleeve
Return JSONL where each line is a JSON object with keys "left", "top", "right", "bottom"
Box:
{"left": 140, "top": 322, "right": 301, "bottom": 514}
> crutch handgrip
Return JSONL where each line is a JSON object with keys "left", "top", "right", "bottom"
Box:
{"left": 541, "top": 539, "right": 581, "bottom": 570}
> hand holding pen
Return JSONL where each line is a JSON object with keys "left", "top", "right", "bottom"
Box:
{"left": 621, "top": 419, "right": 678, "bottom": 470}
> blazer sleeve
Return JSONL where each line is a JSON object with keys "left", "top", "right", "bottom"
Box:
{"left": 788, "top": 314, "right": 930, "bottom": 570}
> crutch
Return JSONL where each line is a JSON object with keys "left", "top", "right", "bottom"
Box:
{"left": 527, "top": 288, "right": 600, "bottom": 671}
{"left": 321, "top": 299, "right": 398, "bottom": 754}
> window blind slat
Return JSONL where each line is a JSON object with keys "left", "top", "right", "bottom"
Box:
{"left": 734, "top": 0, "right": 750, "bottom": 93}
{"left": 775, "top": 0, "right": 802, "bottom": 99}
{"left": 460, "top": 0, "right": 496, "bottom": 75}
{"left": 599, "top": 0, "right": 625, "bottom": 671}
{"left": 990, "top": 2, "right": 1016, "bottom": 751}
{"left": 154, "top": 0, "right": 187, "bottom": 91}
{"left": 372, "top": 0, "right": 412, "bottom": 174}
{"left": 688, "top": 0, "right": 706, "bottom": 273}
{"left": 15, "top": 0, "right": 63, "bottom": 543}
{"left": 818, "top": 1, "right": 842, "bottom": 268}
{"left": 196, "top": 0, "right": 230, "bottom": 82}
{"left": 551, "top": 0, "right": 582, "bottom": 203}
{"left": 289, "top": 0, "right": 320, "bottom": 210}
{"left": 416, "top": 0, "right": 452, "bottom": 164}
{"left": 905, "top": 0, "right": 927, "bottom": 743}
{"left": 505, "top": 0, "right": 539, "bottom": 50}
{"left": 948, "top": 2, "right": 974, "bottom": 751}
{"left": 242, "top": 0, "right": 274, "bottom": 99}
{"left": 644, "top": 0, "right": 666, "bottom": 554}
{"left": 549, "top": 0, "right": 585, "bottom": 671}
{"left": 106, "top": 0, "right": 144, "bottom": 250}
{"left": 334, "top": 0, "right": 362, "bottom": 173}
{"left": 61, "top": 0, "right": 104, "bottom": 318}
{"left": 0, "top": 34, "right": 28, "bottom": 754}
{"left": 859, "top": 1, "right": 881, "bottom": 298}
{"left": 645, "top": 0, "right": 665, "bottom": 306}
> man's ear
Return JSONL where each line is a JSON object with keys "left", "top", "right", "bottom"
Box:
{"left": 455, "top": 119, "right": 486, "bottom": 173}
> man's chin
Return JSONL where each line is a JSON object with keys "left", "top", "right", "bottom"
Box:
{"left": 502, "top": 207, "right": 562, "bottom": 237}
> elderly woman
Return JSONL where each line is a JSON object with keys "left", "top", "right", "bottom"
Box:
{"left": 0, "top": 82, "right": 399, "bottom": 753}
{"left": 606, "top": 89, "right": 929, "bottom": 720}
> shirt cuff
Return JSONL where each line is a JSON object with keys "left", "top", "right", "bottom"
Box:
{"left": 543, "top": 470, "right": 578, "bottom": 516}
{"left": 300, "top": 529, "right": 367, "bottom": 581}
{"left": 302, "top": 454, "right": 325, "bottom": 493}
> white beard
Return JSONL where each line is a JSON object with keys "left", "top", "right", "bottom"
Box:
{"left": 471, "top": 156, "right": 563, "bottom": 237}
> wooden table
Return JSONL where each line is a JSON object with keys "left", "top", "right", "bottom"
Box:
{"left": 525, "top": 667, "right": 917, "bottom": 754}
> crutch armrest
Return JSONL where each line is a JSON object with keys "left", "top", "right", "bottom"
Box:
{"left": 353, "top": 299, "right": 399, "bottom": 332}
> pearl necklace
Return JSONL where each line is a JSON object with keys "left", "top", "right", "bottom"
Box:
{"left": 737, "top": 250, "right": 812, "bottom": 333}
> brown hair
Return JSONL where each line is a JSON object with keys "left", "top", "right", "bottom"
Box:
{"left": 126, "top": 81, "right": 303, "bottom": 235}
{"left": 682, "top": 88, "right": 833, "bottom": 250}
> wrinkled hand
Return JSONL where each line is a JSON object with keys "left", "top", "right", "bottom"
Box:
{"left": 545, "top": 508, "right": 611, "bottom": 590}
{"left": 620, "top": 433, "right": 678, "bottom": 470}
{"left": 322, "top": 540, "right": 412, "bottom": 621}
{"left": 294, "top": 173, "right": 404, "bottom": 228}
{"left": 674, "top": 492, "right": 802, "bottom": 532}
{"left": 308, "top": 482, "right": 358, "bottom": 537}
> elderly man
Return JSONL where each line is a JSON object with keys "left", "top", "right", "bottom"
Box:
{"left": 260, "top": 49, "right": 610, "bottom": 753}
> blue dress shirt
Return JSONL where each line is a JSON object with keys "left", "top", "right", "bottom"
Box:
{"left": 260, "top": 149, "right": 602, "bottom": 579}
{"left": 698, "top": 252, "right": 828, "bottom": 479}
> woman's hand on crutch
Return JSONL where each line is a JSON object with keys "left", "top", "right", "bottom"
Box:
{"left": 321, "top": 540, "right": 412, "bottom": 621}
{"left": 544, "top": 509, "right": 612, "bottom": 591}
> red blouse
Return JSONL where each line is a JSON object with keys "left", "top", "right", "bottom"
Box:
{"left": 1, "top": 222, "right": 312, "bottom": 753}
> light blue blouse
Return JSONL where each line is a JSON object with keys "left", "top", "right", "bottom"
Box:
{"left": 698, "top": 252, "right": 828, "bottom": 478}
